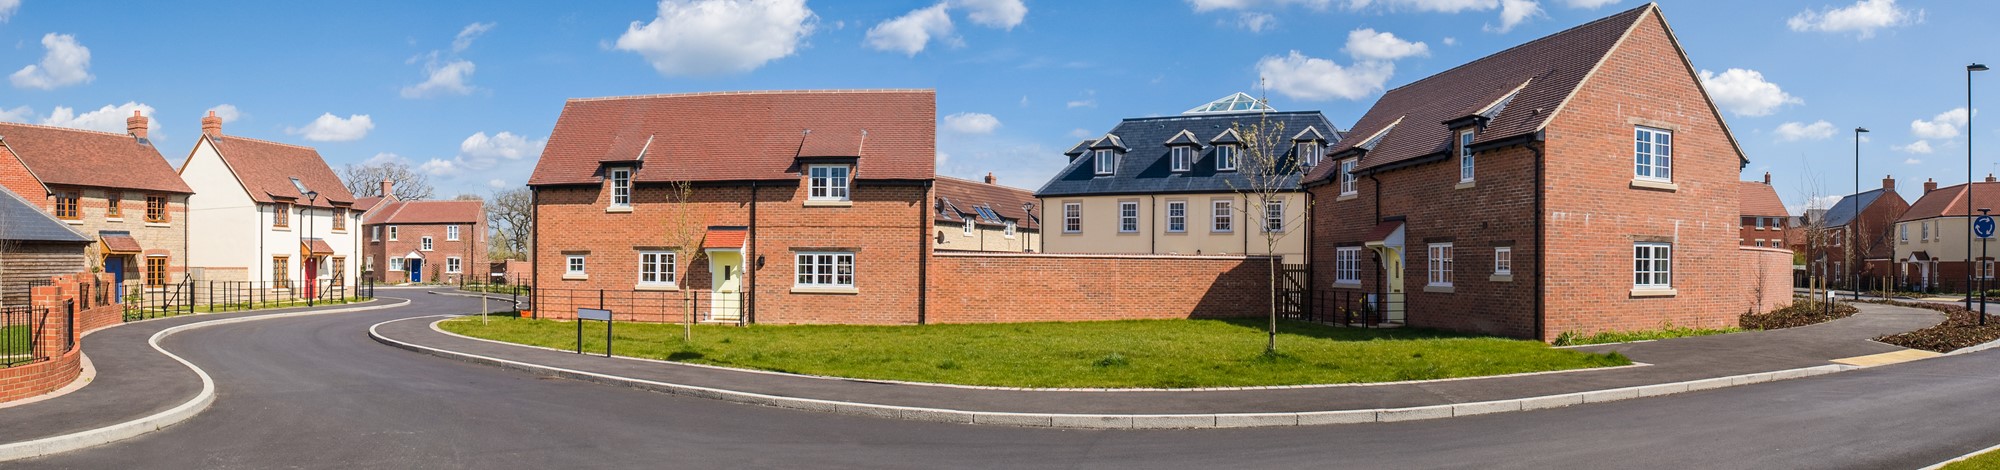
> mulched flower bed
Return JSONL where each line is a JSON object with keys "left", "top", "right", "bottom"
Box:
{"left": 1874, "top": 302, "right": 2000, "bottom": 353}
{"left": 1739, "top": 300, "right": 1858, "bottom": 331}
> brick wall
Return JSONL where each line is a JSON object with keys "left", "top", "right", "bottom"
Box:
{"left": 1742, "top": 247, "right": 1794, "bottom": 314}
{"left": 927, "top": 252, "right": 1275, "bottom": 323}
{"left": 1, "top": 272, "right": 122, "bottom": 404}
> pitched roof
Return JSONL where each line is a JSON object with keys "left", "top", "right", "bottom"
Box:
{"left": 1739, "top": 181, "right": 1789, "bottom": 217}
{"left": 202, "top": 135, "right": 357, "bottom": 208}
{"left": 528, "top": 89, "right": 936, "bottom": 186}
{"left": 1305, "top": 4, "right": 1666, "bottom": 182}
{"left": 0, "top": 186, "right": 88, "bottom": 243}
{"left": 363, "top": 199, "right": 482, "bottom": 225}
{"left": 1822, "top": 188, "right": 1885, "bottom": 227}
{"left": 702, "top": 227, "right": 748, "bottom": 250}
{"left": 935, "top": 176, "right": 1039, "bottom": 230}
{"left": 354, "top": 196, "right": 387, "bottom": 212}
{"left": 0, "top": 121, "right": 192, "bottom": 194}
{"left": 1036, "top": 111, "right": 1340, "bottom": 198}
{"left": 1899, "top": 181, "right": 2000, "bottom": 222}
{"left": 98, "top": 232, "right": 143, "bottom": 254}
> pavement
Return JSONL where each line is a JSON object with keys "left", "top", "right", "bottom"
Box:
{"left": 6, "top": 291, "right": 2000, "bottom": 469}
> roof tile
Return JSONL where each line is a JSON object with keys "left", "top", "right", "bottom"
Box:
{"left": 0, "top": 121, "right": 192, "bottom": 194}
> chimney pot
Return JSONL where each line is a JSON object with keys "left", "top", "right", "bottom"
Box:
{"left": 201, "top": 110, "right": 223, "bottom": 137}
{"left": 1925, "top": 178, "right": 1939, "bottom": 194}
{"left": 380, "top": 180, "right": 395, "bottom": 199}
{"left": 984, "top": 172, "right": 996, "bottom": 185}
{"left": 125, "top": 111, "right": 148, "bottom": 140}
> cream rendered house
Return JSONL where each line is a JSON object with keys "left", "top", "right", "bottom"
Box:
{"left": 178, "top": 112, "right": 363, "bottom": 292}
{"left": 1034, "top": 94, "right": 1339, "bottom": 263}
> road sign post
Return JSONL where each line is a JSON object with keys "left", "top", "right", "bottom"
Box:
{"left": 1979, "top": 211, "right": 1995, "bottom": 325}
{"left": 577, "top": 308, "right": 612, "bottom": 357}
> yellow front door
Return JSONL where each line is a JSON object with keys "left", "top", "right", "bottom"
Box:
{"left": 1371, "top": 245, "right": 1407, "bottom": 323}
{"left": 707, "top": 250, "right": 742, "bottom": 321}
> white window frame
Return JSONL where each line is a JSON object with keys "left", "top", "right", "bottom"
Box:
{"left": 1634, "top": 127, "right": 1672, "bottom": 182}
{"left": 1170, "top": 146, "right": 1192, "bottom": 172}
{"left": 1063, "top": 203, "right": 1082, "bottom": 233}
{"left": 1004, "top": 221, "right": 1016, "bottom": 238}
{"left": 1215, "top": 145, "right": 1238, "bottom": 171}
{"left": 963, "top": 221, "right": 976, "bottom": 237}
{"left": 807, "top": 165, "right": 851, "bottom": 201}
{"left": 1263, "top": 200, "right": 1284, "bottom": 233}
{"left": 1298, "top": 141, "right": 1322, "bottom": 168}
{"left": 1335, "top": 247, "right": 1362, "bottom": 283}
{"left": 1339, "top": 159, "right": 1358, "bottom": 196}
{"left": 371, "top": 226, "right": 381, "bottom": 242}
{"left": 1458, "top": 130, "right": 1476, "bottom": 183}
{"left": 1118, "top": 201, "right": 1140, "bottom": 233}
{"left": 388, "top": 226, "right": 399, "bottom": 241}
{"left": 421, "top": 236, "right": 434, "bottom": 251}
{"left": 1901, "top": 223, "right": 1909, "bottom": 242}
{"left": 1922, "top": 221, "right": 1930, "bottom": 240}
{"left": 1166, "top": 201, "right": 1187, "bottom": 233}
{"left": 638, "top": 251, "right": 677, "bottom": 286}
{"left": 566, "top": 255, "right": 587, "bottom": 277}
{"left": 1094, "top": 149, "right": 1117, "bottom": 175}
{"left": 388, "top": 257, "right": 403, "bottom": 272}
{"left": 1427, "top": 243, "right": 1454, "bottom": 287}
{"left": 794, "top": 252, "right": 855, "bottom": 288}
{"left": 1494, "top": 247, "right": 1513, "bottom": 276}
{"left": 1755, "top": 217, "right": 1766, "bottom": 230}
{"left": 1634, "top": 242, "right": 1673, "bottom": 289}
{"left": 446, "top": 257, "right": 462, "bottom": 274}
{"left": 447, "top": 225, "right": 461, "bottom": 241}
{"left": 1212, "top": 200, "right": 1234, "bottom": 233}
{"left": 608, "top": 167, "right": 632, "bottom": 207}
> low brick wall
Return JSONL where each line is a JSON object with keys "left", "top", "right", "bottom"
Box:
{"left": 0, "top": 347, "right": 81, "bottom": 403}
{"left": 1742, "top": 246, "right": 1794, "bottom": 314}
{"left": 926, "top": 252, "right": 1277, "bottom": 323}
{"left": 1, "top": 273, "right": 123, "bottom": 404}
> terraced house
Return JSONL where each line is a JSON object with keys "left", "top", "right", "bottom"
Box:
{"left": 1302, "top": 3, "right": 1784, "bottom": 341}
{"left": 934, "top": 173, "right": 1038, "bottom": 253}
{"left": 1036, "top": 93, "right": 1339, "bottom": 263}
{"left": 359, "top": 182, "right": 489, "bottom": 284}
{"left": 0, "top": 114, "right": 193, "bottom": 292}
{"left": 179, "top": 112, "right": 364, "bottom": 295}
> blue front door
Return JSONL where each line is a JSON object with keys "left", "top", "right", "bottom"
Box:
{"left": 105, "top": 257, "right": 126, "bottom": 296}
{"left": 408, "top": 259, "right": 423, "bottom": 283}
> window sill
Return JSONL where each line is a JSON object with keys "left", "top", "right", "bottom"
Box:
{"left": 804, "top": 200, "right": 853, "bottom": 207}
{"left": 1630, "top": 288, "right": 1677, "bottom": 298}
{"left": 64, "top": 220, "right": 82, "bottom": 225}
{"left": 1332, "top": 281, "right": 1363, "bottom": 289}
{"left": 562, "top": 274, "right": 588, "bottom": 281}
{"left": 1117, "top": 231, "right": 1141, "bottom": 235}
{"left": 634, "top": 284, "right": 679, "bottom": 292}
{"left": 273, "top": 227, "right": 291, "bottom": 232}
{"left": 1337, "top": 193, "right": 1358, "bottom": 201}
{"left": 146, "top": 222, "right": 171, "bottom": 228}
{"left": 605, "top": 206, "right": 633, "bottom": 213}
{"left": 1423, "top": 285, "right": 1455, "bottom": 293}
{"left": 1490, "top": 274, "right": 1514, "bottom": 282}
{"left": 106, "top": 218, "right": 124, "bottom": 223}
{"left": 1629, "top": 179, "right": 1678, "bottom": 192}
{"left": 791, "top": 286, "right": 859, "bottom": 295}
{"left": 1454, "top": 181, "right": 1475, "bottom": 190}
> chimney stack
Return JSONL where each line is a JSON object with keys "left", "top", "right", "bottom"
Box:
{"left": 1883, "top": 175, "right": 1896, "bottom": 191}
{"left": 1988, "top": 174, "right": 1997, "bottom": 183}
{"left": 984, "top": 172, "right": 996, "bottom": 185}
{"left": 380, "top": 180, "right": 395, "bottom": 198}
{"left": 201, "top": 111, "right": 223, "bottom": 137}
{"left": 1926, "top": 178, "right": 1939, "bottom": 194}
{"left": 1763, "top": 172, "right": 1771, "bottom": 185}
{"left": 126, "top": 110, "right": 148, "bottom": 139}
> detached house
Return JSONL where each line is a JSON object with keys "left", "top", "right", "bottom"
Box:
{"left": 1739, "top": 173, "right": 1791, "bottom": 249}
{"left": 179, "top": 111, "right": 363, "bottom": 294}
{"left": 1302, "top": 3, "right": 1770, "bottom": 341}
{"left": 0, "top": 114, "right": 193, "bottom": 291}
{"left": 1810, "top": 176, "right": 1907, "bottom": 291}
{"left": 360, "top": 181, "right": 489, "bottom": 284}
{"left": 935, "top": 173, "right": 1039, "bottom": 253}
{"left": 1894, "top": 177, "right": 1996, "bottom": 293}
{"left": 1036, "top": 93, "right": 1339, "bottom": 263}
{"left": 528, "top": 90, "right": 934, "bottom": 324}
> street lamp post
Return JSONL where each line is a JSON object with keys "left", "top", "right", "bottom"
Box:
{"left": 1853, "top": 127, "right": 1867, "bottom": 300}
{"left": 1021, "top": 202, "right": 1038, "bottom": 253}
{"left": 1968, "top": 63, "right": 1987, "bottom": 308}
{"left": 305, "top": 190, "right": 318, "bottom": 307}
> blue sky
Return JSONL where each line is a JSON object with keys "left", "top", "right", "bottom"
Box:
{"left": 0, "top": 0, "right": 1983, "bottom": 211}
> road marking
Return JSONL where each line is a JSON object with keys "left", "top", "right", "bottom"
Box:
{"left": 1831, "top": 349, "right": 1940, "bottom": 367}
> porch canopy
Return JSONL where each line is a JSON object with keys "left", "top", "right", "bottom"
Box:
{"left": 300, "top": 238, "right": 336, "bottom": 257}
{"left": 98, "top": 231, "right": 143, "bottom": 255}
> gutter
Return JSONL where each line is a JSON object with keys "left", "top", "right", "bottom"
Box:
{"left": 748, "top": 182, "right": 758, "bottom": 325}
{"left": 1527, "top": 132, "right": 1548, "bottom": 341}
{"left": 530, "top": 188, "right": 539, "bottom": 319}
{"left": 918, "top": 180, "right": 933, "bottom": 325}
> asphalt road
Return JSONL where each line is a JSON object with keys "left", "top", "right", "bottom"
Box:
{"left": 15, "top": 291, "right": 2000, "bottom": 469}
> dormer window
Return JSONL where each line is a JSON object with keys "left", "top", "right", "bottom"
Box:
{"left": 1298, "top": 141, "right": 1322, "bottom": 168}
{"left": 1340, "top": 159, "right": 1358, "bottom": 196}
{"left": 808, "top": 164, "right": 851, "bottom": 201}
{"left": 1171, "top": 146, "right": 1193, "bottom": 172}
{"left": 1093, "top": 149, "right": 1117, "bottom": 175}
{"left": 608, "top": 167, "right": 632, "bottom": 207}
{"left": 1215, "top": 145, "right": 1238, "bottom": 171}
{"left": 1458, "top": 130, "right": 1475, "bottom": 183}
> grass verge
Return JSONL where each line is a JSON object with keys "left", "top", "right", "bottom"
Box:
{"left": 1552, "top": 323, "right": 1743, "bottom": 346}
{"left": 1943, "top": 448, "right": 2000, "bottom": 470}
{"left": 439, "top": 316, "right": 1629, "bottom": 389}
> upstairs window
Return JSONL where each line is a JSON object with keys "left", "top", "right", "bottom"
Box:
{"left": 421, "top": 236, "right": 434, "bottom": 251}
{"left": 147, "top": 195, "right": 170, "bottom": 223}
{"left": 1119, "top": 201, "right": 1139, "bottom": 233}
{"left": 1340, "top": 159, "right": 1358, "bottom": 196}
{"left": 54, "top": 190, "right": 79, "bottom": 219}
{"left": 1094, "top": 149, "right": 1117, "bottom": 175}
{"left": 963, "top": 220, "right": 975, "bottom": 237}
{"left": 1900, "top": 223, "right": 1908, "bottom": 242}
{"left": 447, "top": 225, "right": 460, "bottom": 241}
{"left": 608, "top": 168, "right": 632, "bottom": 207}
{"left": 1166, "top": 201, "right": 1187, "bottom": 233}
{"left": 1212, "top": 200, "right": 1234, "bottom": 233}
{"left": 808, "top": 165, "right": 851, "bottom": 201}
{"left": 1921, "top": 222, "right": 1930, "bottom": 240}
{"left": 1634, "top": 127, "right": 1673, "bottom": 182}
{"left": 1170, "top": 146, "right": 1192, "bottom": 172}
{"left": 1215, "top": 145, "right": 1238, "bottom": 171}
{"left": 1063, "top": 203, "right": 1082, "bottom": 233}
{"left": 371, "top": 226, "right": 382, "bottom": 242}
{"left": 1264, "top": 200, "right": 1284, "bottom": 232}
{"left": 106, "top": 193, "right": 122, "bottom": 218}
{"left": 1459, "top": 130, "right": 1476, "bottom": 183}
{"left": 1495, "top": 247, "right": 1513, "bottom": 275}
{"left": 1298, "top": 141, "right": 1322, "bottom": 168}
{"left": 273, "top": 203, "right": 290, "bottom": 228}
{"left": 388, "top": 226, "right": 399, "bottom": 241}
{"left": 1004, "top": 221, "right": 1016, "bottom": 238}
{"left": 331, "top": 207, "right": 346, "bottom": 231}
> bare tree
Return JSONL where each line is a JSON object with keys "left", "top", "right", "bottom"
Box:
{"left": 1794, "top": 171, "right": 1841, "bottom": 300}
{"left": 660, "top": 181, "right": 705, "bottom": 341}
{"left": 486, "top": 188, "right": 532, "bottom": 261}
{"left": 454, "top": 194, "right": 484, "bottom": 201}
{"left": 1224, "top": 112, "right": 1311, "bottom": 355}
{"left": 342, "top": 162, "right": 435, "bottom": 200}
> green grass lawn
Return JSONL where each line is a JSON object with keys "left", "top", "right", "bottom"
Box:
{"left": 1552, "top": 324, "right": 1744, "bottom": 346}
{"left": 440, "top": 316, "right": 1630, "bottom": 388}
{"left": 1945, "top": 448, "right": 2000, "bottom": 470}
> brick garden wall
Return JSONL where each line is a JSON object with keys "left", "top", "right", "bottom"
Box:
{"left": 1, "top": 273, "right": 123, "bottom": 403}
{"left": 927, "top": 252, "right": 1275, "bottom": 323}
{"left": 1742, "top": 247, "right": 1794, "bottom": 315}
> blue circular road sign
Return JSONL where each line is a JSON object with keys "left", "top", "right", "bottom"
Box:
{"left": 1978, "top": 215, "right": 1996, "bottom": 239}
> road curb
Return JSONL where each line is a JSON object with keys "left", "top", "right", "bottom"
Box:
{"left": 369, "top": 315, "right": 1862, "bottom": 430}
{"left": 0, "top": 298, "right": 412, "bottom": 462}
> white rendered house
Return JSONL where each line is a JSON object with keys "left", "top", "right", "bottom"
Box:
{"left": 177, "top": 112, "right": 363, "bottom": 292}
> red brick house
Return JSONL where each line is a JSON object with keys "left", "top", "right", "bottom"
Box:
{"left": 1739, "top": 173, "right": 1791, "bottom": 249}
{"left": 360, "top": 181, "right": 488, "bottom": 284}
{"left": 0, "top": 114, "right": 194, "bottom": 291}
{"left": 527, "top": 90, "right": 936, "bottom": 324}
{"left": 1302, "top": 4, "right": 1765, "bottom": 341}
{"left": 1809, "top": 177, "right": 1908, "bottom": 290}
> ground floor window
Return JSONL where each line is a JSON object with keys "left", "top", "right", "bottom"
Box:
{"left": 796, "top": 252, "right": 854, "bottom": 288}
{"left": 566, "top": 255, "right": 587, "bottom": 277}
{"left": 388, "top": 257, "right": 404, "bottom": 272}
{"left": 331, "top": 257, "right": 346, "bottom": 286}
{"left": 638, "top": 251, "right": 676, "bottom": 286}
{"left": 447, "top": 257, "right": 463, "bottom": 274}
{"left": 273, "top": 256, "right": 291, "bottom": 289}
{"left": 1427, "top": 243, "right": 1453, "bottom": 286}
{"left": 1634, "top": 242, "right": 1672, "bottom": 288}
{"left": 1335, "top": 247, "right": 1361, "bottom": 283}
{"left": 146, "top": 256, "right": 168, "bottom": 287}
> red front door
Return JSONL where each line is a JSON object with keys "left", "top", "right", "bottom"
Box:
{"left": 304, "top": 258, "right": 319, "bottom": 298}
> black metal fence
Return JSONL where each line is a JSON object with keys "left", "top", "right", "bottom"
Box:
{"left": 530, "top": 287, "right": 743, "bottom": 325}
{"left": 1286, "top": 289, "right": 1404, "bottom": 327}
{"left": 1, "top": 301, "right": 73, "bottom": 368}
{"left": 120, "top": 278, "right": 377, "bottom": 321}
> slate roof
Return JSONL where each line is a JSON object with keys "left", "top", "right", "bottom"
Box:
{"left": 0, "top": 121, "right": 193, "bottom": 194}
{"left": 935, "top": 176, "right": 1039, "bottom": 230}
{"left": 203, "top": 135, "right": 357, "bottom": 208}
{"left": 1739, "top": 181, "right": 1789, "bottom": 217}
{"left": 1036, "top": 111, "right": 1340, "bottom": 198}
{"left": 0, "top": 186, "right": 89, "bottom": 243}
{"left": 1822, "top": 189, "right": 1885, "bottom": 228}
{"left": 1899, "top": 181, "right": 2000, "bottom": 222}
{"left": 363, "top": 199, "right": 483, "bottom": 225}
{"left": 528, "top": 90, "right": 935, "bottom": 186}
{"left": 1303, "top": 4, "right": 1740, "bottom": 183}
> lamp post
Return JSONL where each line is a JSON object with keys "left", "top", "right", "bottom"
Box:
{"left": 1853, "top": 127, "right": 1867, "bottom": 300}
{"left": 1969, "top": 63, "right": 1987, "bottom": 308}
{"left": 1021, "top": 202, "right": 1037, "bottom": 253}
{"left": 305, "top": 190, "right": 318, "bottom": 307}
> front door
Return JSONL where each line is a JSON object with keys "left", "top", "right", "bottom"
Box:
{"left": 408, "top": 259, "right": 423, "bottom": 283}
{"left": 304, "top": 258, "right": 319, "bottom": 298}
{"left": 707, "top": 250, "right": 743, "bottom": 321}
{"left": 105, "top": 256, "right": 125, "bottom": 297}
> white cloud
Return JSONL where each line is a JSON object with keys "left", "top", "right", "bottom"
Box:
{"left": 0, "top": 0, "right": 19, "bottom": 22}
{"left": 1188, "top": 0, "right": 1334, "bottom": 12}
{"left": 1560, "top": 0, "right": 1617, "bottom": 8}
{"left": 207, "top": 104, "right": 242, "bottom": 123}
{"left": 1895, "top": 140, "right": 1934, "bottom": 154}
{"left": 615, "top": 0, "right": 817, "bottom": 77}
{"left": 953, "top": 0, "right": 1026, "bottom": 30}
{"left": 453, "top": 22, "right": 497, "bottom": 53}
{"left": 401, "top": 58, "right": 477, "bottom": 98}
{"left": 1441, "top": 36, "right": 1457, "bottom": 46}
{"left": 0, "top": 105, "right": 31, "bottom": 123}
{"left": 420, "top": 131, "right": 549, "bottom": 175}
{"left": 936, "top": 151, "right": 950, "bottom": 167}
{"left": 287, "top": 113, "right": 374, "bottom": 142}
{"left": 1905, "top": 158, "right": 1923, "bottom": 165}
{"left": 1338, "top": 0, "right": 1542, "bottom": 32}
{"left": 363, "top": 152, "right": 406, "bottom": 166}
{"left": 1257, "top": 50, "right": 1394, "bottom": 101}
{"left": 41, "top": 102, "right": 155, "bottom": 136}
{"left": 1790, "top": 194, "right": 1843, "bottom": 214}
{"left": 1068, "top": 128, "right": 1093, "bottom": 138}
{"left": 1067, "top": 90, "right": 1097, "bottom": 108}
{"left": 1787, "top": 0, "right": 1921, "bottom": 39}
{"left": 1911, "top": 108, "right": 1970, "bottom": 139}
{"left": 488, "top": 179, "right": 509, "bottom": 189}
{"left": 10, "top": 33, "right": 93, "bottom": 90}
{"left": 865, "top": 3, "right": 955, "bottom": 56}
{"left": 1236, "top": 12, "right": 1276, "bottom": 32}
{"left": 1698, "top": 68, "right": 1802, "bottom": 117}
{"left": 419, "top": 159, "right": 458, "bottom": 176}
{"left": 1489, "top": 0, "right": 1541, "bottom": 33}
{"left": 1774, "top": 120, "right": 1836, "bottom": 142}
{"left": 942, "top": 112, "right": 1001, "bottom": 134}
{"left": 1343, "top": 28, "right": 1428, "bottom": 61}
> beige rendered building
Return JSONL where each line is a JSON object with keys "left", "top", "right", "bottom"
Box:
{"left": 935, "top": 174, "right": 1039, "bottom": 253}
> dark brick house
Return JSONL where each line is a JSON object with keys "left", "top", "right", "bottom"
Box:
{"left": 1811, "top": 177, "right": 1907, "bottom": 291}
{"left": 1302, "top": 4, "right": 1760, "bottom": 341}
